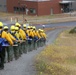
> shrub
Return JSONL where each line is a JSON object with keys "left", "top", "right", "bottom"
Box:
{"left": 69, "top": 27, "right": 76, "bottom": 33}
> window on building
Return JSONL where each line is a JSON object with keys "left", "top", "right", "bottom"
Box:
{"left": 17, "top": 7, "right": 20, "bottom": 12}
{"left": 22, "top": 7, "right": 25, "bottom": 12}
{"left": 14, "top": 7, "right": 20, "bottom": 12}
{"left": 30, "top": 8, "right": 36, "bottom": 14}
{"left": 14, "top": 7, "right": 17, "bottom": 12}
{"left": 20, "top": 7, "right": 22, "bottom": 12}
{"left": 14, "top": 7, "right": 25, "bottom": 12}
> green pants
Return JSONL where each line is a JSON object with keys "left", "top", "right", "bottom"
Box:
{"left": 31, "top": 39, "right": 34, "bottom": 50}
{"left": 0, "top": 48, "right": 5, "bottom": 69}
{"left": 37, "top": 40, "right": 40, "bottom": 48}
{"left": 28, "top": 40, "right": 32, "bottom": 52}
{"left": 18, "top": 43, "right": 22, "bottom": 57}
{"left": 5, "top": 46, "right": 14, "bottom": 62}
{"left": 25, "top": 40, "right": 28, "bottom": 52}
{"left": 13, "top": 45, "right": 19, "bottom": 60}
{"left": 33, "top": 41, "right": 37, "bottom": 50}
{"left": 22, "top": 41, "right": 27, "bottom": 54}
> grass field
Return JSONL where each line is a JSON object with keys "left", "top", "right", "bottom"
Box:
{"left": 35, "top": 29, "right": 76, "bottom": 75}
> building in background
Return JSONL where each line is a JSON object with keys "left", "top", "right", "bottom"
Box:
{"left": 63, "top": 0, "right": 76, "bottom": 11}
{"left": 0, "top": 0, "right": 7, "bottom": 12}
{"left": 6, "top": 0, "right": 76, "bottom": 16}
{"left": 7, "top": 0, "right": 62, "bottom": 16}
{"left": 59, "top": 0, "right": 76, "bottom": 13}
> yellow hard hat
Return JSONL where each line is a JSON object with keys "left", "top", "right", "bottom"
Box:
{"left": 41, "top": 29, "right": 44, "bottom": 32}
{"left": 38, "top": 29, "right": 41, "bottom": 31}
{"left": 23, "top": 24, "right": 26, "bottom": 28}
{"left": 19, "top": 24, "right": 21, "bottom": 27}
{"left": 30, "top": 26, "right": 33, "bottom": 28}
{"left": 15, "top": 27, "right": 19, "bottom": 30}
{"left": 27, "top": 26, "right": 30, "bottom": 29}
{"left": 4, "top": 26, "right": 8, "bottom": 29}
{"left": 10, "top": 25, "right": 15, "bottom": 30}
{"left": 15, "top": 22, "right": 21, "bottom": 27}
{"left": 33, "top": 26, "right": 36, "bottom": 29}
{"left": 0, "top": 22, "right": 3, "bottom": 27}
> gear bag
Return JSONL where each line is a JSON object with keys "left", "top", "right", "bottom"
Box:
{"left": 0, "top": 38, "right": 6, "bottom": 51}
{"left": 0, "top": 30, "right": 4, "bottom": 51}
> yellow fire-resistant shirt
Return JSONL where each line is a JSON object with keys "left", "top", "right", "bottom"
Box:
{"left": 8, "top": 33, "right": 16, "bottom": 41}
{"left": 1, "top": 31, "right": 13, "bottom": 45}
{"left": 36, "top": 31, "right": 41, "bottom": 39}
{"left": 28, "top": 30, "right": 34, "bottom": 38}
{"left": 19, "top": 29, "right": 26, "bottom": 40}
{"left": 15, "top": 31, "right": 22, "bottom": 40}
{"left": 42, "top": 32, "right": 46, "bottom": 39}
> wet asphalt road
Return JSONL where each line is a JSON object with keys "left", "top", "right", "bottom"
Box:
{"left": 36, "top": 21, "right": 76, "bottom": 29}
{"left": 2, "top": 21, "right": 76, "bottom": 29}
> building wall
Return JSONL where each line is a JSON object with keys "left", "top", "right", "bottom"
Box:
{"left": 37, "top": 1, "right": 51, "bottom": 16}
{"left": 0, "top": 0, "right": 7, "bottom": 12}
{"left": 37, "top": 0, "right": 61, "bottom": 16}
{"left": 7, "top": 0, "right": 62, "bottom": 16}
{"left": 21, "top": 1, "right": 38, "bottom": 15}
{"left": 7, "top": 0, "right": 19, "bottom": 13}
{"left": 52, "top": 0, "right": 62, "bottom": 14}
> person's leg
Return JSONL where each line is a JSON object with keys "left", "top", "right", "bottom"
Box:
{"left": 0, "top": 48, "right": 5, "bottom": 69}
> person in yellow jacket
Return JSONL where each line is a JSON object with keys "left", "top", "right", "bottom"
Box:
{"left": 32, "top": 26, "right": 41, "bottom": 39}
{"left": 23, "top": 24, "right": 28, "bottom": 38}
{"left": 4, "top": 26, "right": 16, "bottom": 41}
{"left": 15, "top": 23, "right": 27, "bottom": 53}
{"left": 28, "top": 26, "right": 34, "bottom": 38}
{"left": 41, "top": 30, "right": 46, "bottom": 39}
{"left": 14, "top": 27, "right": 23, "bottom": 57}
{"left": 15, "top": 22, "right": 26, "bottom": 40}
{"left": 26, "top": 26, "right": 30, "bottom": 36}
{"left": 40, "top": 29, "right": 46, "bottom": 46}
{"left": 3, "top": 26, "right": 16, "bottom": 62}
{"left": 38, "top": 29, "right": 45, "bottom": 46}
{"left": 0, "top": 22, "right": 13, "bottom": 70}
{"left": 32, "top": 26, "right": 39, "bottom": 50}
{"left": 38, "top": 29, "right": 44, "bottom": 38}
{"left": 26, "top": 26, "right": 34, "bottom": 51}
{"left": 14, "top": 27, "right": 21, "bottom": 40}
{"left": 23, "top": 24, "right": 31, "bottom": 52}
{"left": 10, "top": 26, "right": 20, "bottom": 60}
{"left": 10, "top": 25, "right": 16, "bottom": 37}
{"left": 2, "top": 27, "right": 13, "bottom": 45}
{"left": 14, "top": 26, "right": 25, "bottom": 55}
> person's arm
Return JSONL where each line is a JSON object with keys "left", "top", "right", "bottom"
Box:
{"left": 2, "top": 31, "right": 13, "bottom": 45}
{"left": 8, "top": 33, "right": 16, "bottom": 41}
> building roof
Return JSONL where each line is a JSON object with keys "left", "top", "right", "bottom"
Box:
{"left": 59, "top": 1, "right": 74, "bottom": 4}
{"left": 22, "top": 0, "right": 50, "bottom": 2}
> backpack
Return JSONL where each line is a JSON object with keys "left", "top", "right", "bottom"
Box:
{"left": 0, "top": 38, "right": 6, "bottom": 51}
{"left": 0, "top": 30, "right": 4, "bottom": 51}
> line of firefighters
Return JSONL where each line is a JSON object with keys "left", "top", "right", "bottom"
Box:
{"left": 0, "top": 22, "right": 46, "bottom": 70}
